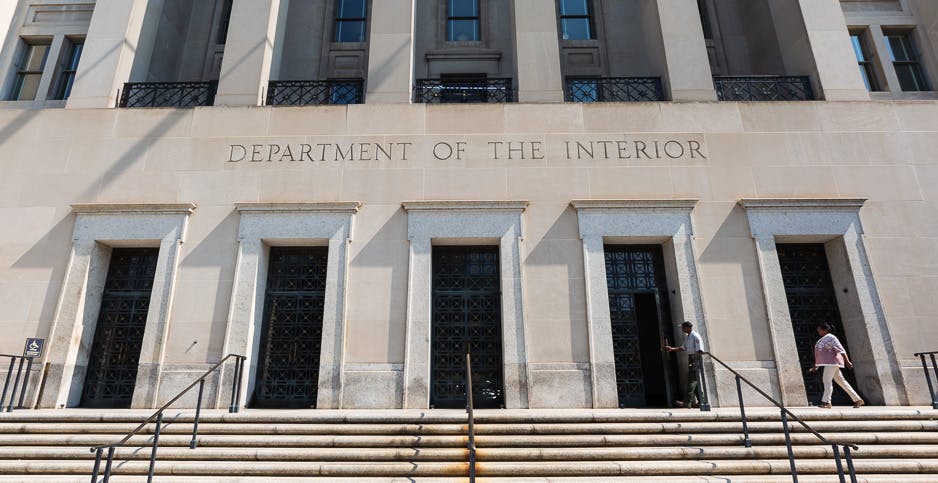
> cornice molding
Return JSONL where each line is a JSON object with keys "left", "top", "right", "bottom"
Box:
{"left": 570, "top": 199, "right": 698, "bottom": 211}
{"left": 738, "top": 198, "right": 867, "bottom": 210}
{"left": 235, "top": 202, "right": 361, "bottom": 214}
{"left": 402, "top": 200, "right": 529, "bottom": 212}
{"left": 71, "top": 203, "right": 197, "bottom": 215}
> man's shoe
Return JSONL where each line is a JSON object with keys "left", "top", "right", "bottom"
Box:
{"left": 818, "top": 402, "right": 832, "bottom": 409}
{"left": 853, "top": 399, "right": 865, "bottom": 408}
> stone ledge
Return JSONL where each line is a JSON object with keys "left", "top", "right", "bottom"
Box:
{"left": 738, "top": 198, "right": 867, "bottom": 211}
{"left": 570, "top": 199, "right": 698, "bottom": 211}
{"left": 401, "top": 200, "right": 529, "bottom": 212}
{"left": 70, "top": 203, "right": 197, "bottom": 214}
{"left": 235, "top": 202, "right": 361, "bottom": 214}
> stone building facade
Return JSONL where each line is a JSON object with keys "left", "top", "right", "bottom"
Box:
{"left": 0, "top": 0, "right": 936, "bottom": 411}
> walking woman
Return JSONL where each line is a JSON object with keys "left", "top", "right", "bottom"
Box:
{"left": 810, "top": 323, "right": 864, "bottom": 408}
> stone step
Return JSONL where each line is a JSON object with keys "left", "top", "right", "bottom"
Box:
{"left": 0, "top": 407, "right": 933, "bottom": 424}
{"left": 7, "top": 477, "right": 938, "bottom": 483}
{"left": 1, "top": 419, "right": 933, "bottom": 435}
{"left": 0, "top": 431, "right": 933, "bottom": 448}
{"left": 0, "top": 459, "right": 937, "bottom": 477}
{"left": 0, "top": 444, "right": 933, "bottom": 462}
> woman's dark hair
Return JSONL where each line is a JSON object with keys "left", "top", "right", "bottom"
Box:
{"left": 816, "top": 323, "right": 833, "bottom": 332}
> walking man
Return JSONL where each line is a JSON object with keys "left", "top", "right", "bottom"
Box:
{"left": 666, "top": 321, "right": 705, "bottom": 408}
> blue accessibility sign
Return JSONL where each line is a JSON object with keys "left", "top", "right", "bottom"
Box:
{"left": 23, "top": 338, "right": 43, "bottom": 358}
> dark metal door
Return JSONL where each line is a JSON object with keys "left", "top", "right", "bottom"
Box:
{"left": 605, "top": 245, "right": 674, "bottom": 408}
{"left": 252, "top": 247, "right": 328, "bottom": 409}
{"left": 81, "top": 248, "right": 159, "bottom": 408}
{"left": 777, "top": 244, "right": 859, "bottom": 405}
{"left": 431, "top": 246, "right": 504, "bottom": 409}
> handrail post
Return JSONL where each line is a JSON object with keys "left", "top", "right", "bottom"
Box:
{"left": 16, "top": 357, "right": 33, "bottom": 409}
{"left": 780, "top": 409, "right": 798, "bottom": 483}
{"left": 735, "top": 375, "right": 751, "bottom": 448}
{"left": 832, "top": 444, "right": 846, "bottom": 483}
{"left": 919, "top": 354, "right": 938, "bottom": 409}
{"left": 6, "top": 357, "right": 25, "bottom": 412}
{"left": 466, "top": 352, "right": 476, "bottom": 483}
{"left": 90, "top": 447, "right": 103, "bottom": 483}
{"left": 930, "top": 354, "right": 938, "bottom": 410}
{"left": 102, "top": 446, "right": 115, "bottom": 482}
{"left": 190, "top": 379, "right": 205, "bottom": 449}
{"left": 229, "top": 356, "right": 244, "bottom": 413}
{"left": 147, "top": 412, "right": 163, "bottom": 483}
{"left": 843, "top": 446, "right": 858, "bottom": 483}
{"left": 695, "top": 353, "right": 711, "bottom": 412}
{"left": 0, "top": 357, "right": 14, "bottom": 410}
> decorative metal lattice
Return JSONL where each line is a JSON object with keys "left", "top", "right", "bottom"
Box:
{"left": 266, "top": 79, "right": 364, "bottom": 106}
{"left": 414, "top": 78, "right": 514, "bottom": 104}
{"left": 431, "top": 246, "right": 504, "bottom": 409}
{"left": 566, "top": 77, "right": 664, "bottom": 103}
{"left": 252, "top": 247, "right": 328, "bottom": 408}
{"left": 604, "top": 245, "right": 670, "bottom": 408}
{"left": 777, "top": 244, "right": 858, "bottom": 405}
{"left": 119, "top": 81, "right": 218, "bottom": 108}
{"left": 714, "top": 76, "right": 813, "bottom": 101}
{"left": 81, "top": 248, "right": 159, "bottom": 408}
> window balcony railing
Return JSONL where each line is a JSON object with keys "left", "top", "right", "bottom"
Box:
{"left": 413, "top": 78, "right": 514, "bottom": 103}
{"left": 565, "top": 77, "right": 664, "bottom": 103}
{"left": 713, "top": 75, "right": 814, "bottom": 101}
{"left": 118, "top": 81, "right": 217, "bottom": 108}
{"left": 266, "top": 79, "right": 364, "bottom": 106}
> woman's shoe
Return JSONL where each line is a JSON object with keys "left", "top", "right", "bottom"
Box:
{"left": 818, "top": 402, "right": 832, "bottom": 409}
{"left": 853, "top": 399, "right": 865, "bottom": 408}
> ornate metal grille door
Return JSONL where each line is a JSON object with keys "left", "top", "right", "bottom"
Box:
{"left": 81, "top": 248, "right": 159, "bottom": 408}
{"left": 604, "top": 245, "right": 672, "bottom": 408}
{"left": 431, "top": 246, "right": 504, "bottom": 409}
{"left": 777, "top": 244, "right": 858, "bottom": 405}
{"left": 252, "top": 247, "right": 328, "bottom": 409}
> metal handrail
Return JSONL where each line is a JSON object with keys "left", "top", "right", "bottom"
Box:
{"left": 89, "top": 353, "right": 246, "bottom": 483}
{"left": 0, "top": 354, "right": 34, "bottom": 412}
{"left": 913, "top": 351, "right": 938, "bottom": 409}
{"left": 698, "top": 351, "right": 858, "bottom": 483}
{"left": 465, "top": 353, "right": 476, "bottom": 483}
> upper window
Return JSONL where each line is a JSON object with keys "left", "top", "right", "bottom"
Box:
{"left": 52, "top": 39, "right": 84, "bottom": 100}
{"left": 849, "top": 30, "right": 879, "bottom": 91}
{"left": 884, "top": 30, "right": 929, "bottom": 91}
{"left": 10, "top": 41, "right": 50, "bottom": 101}
{"left": 559, "top": 0, "right": 593, "bottom": 40}
{"left": 335, "top": 0, "right": 368, "bottom": 43}
{"left": 447, "top": 0, "right": 480, "bottom": 42}
{"left": 217, "top": 0, "right": 233, "bottom": 44}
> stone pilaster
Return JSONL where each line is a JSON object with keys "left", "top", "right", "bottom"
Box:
{"left": 654, "top": 0, "right": 718, "bottom": 101}
{"left": 214, "top": 0, "right": 286, "bottom": 106}
{"left": 512, "top": 0, "right": 564, "bottom": 102}
{"left": 365, "top": 0, "right": 415, "bottom": 103}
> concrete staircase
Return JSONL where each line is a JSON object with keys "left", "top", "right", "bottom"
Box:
{"left": 0, "top": 407, "right": 935, "bottom": 482}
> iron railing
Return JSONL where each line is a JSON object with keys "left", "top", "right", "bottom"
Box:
{"left": 713, "top": 75, "right": 813, "bottom": 101}
{"left": 914, "top": 351, "right": 938, "bottom": 409}
{"left": 414, "top": 78, "right": 514, "bottom": 104}
{"left": 89, "top": 354, "right": 246, "bottom": 483}
{"left": 0, "top": 354, "right": 33, "bottom": 412}
{"left": 565, "top": 77, "right": 664, "bottom": 102}
{"left": 697, "top": 352, "right": 858, "bottom": 483}
{"left": 465, "top": 353, "right": 477, "bottom": 482}
{"left": 266, "top": 79, "right": 364, "bottom": 106}
{"left": 119, "top": 81, "right": 218, "bottom": 108}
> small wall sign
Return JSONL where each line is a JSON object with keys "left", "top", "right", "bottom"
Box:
{"left": 23, "top": 338, "right": 44, "bottom": 358}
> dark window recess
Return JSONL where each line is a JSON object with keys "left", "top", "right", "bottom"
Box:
{"left": 776, "top": 244, "right": 860, "bottom": 406}
{"left": 447, "top": 0, "right": 480, "bottom": 41}
{"left": 885, "top": 30, "right": 929, "bottom": 92}
{"left": 267, "top": 79, "right": 364, "bottom": 106}
{"left": 81, "top": 248, "right": 159, "bottom": 409}
{"left": 10, "top": 41, "right": 50, "bottom": 101}
{"left": 252, "top": 247, "right": 329, "bottom": 409}
{"left": 217, "top": 0, "right": 234, "bottom": 44}
{"left": 697, "top": 0, "right": 712, "bottom": 40}
{"left": 850, "top": 31, "right": 879, "bottom": 91}
{"left": 53, "top": 39, "right": 84, "bottom": 100}
{"left": 335, "top": 0, "right": 368, "bottom": 42}
{"left": 559, "top": 0, "right": 593, "bottom": 40}
{"left": 604, "top": 245, "right": 676, "bottom": 409}
{"left": 566, "top": 77, "right": 664, "bottom": 102}
{"left": 431, "top": 246, "right": 504, "bottom": 409}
